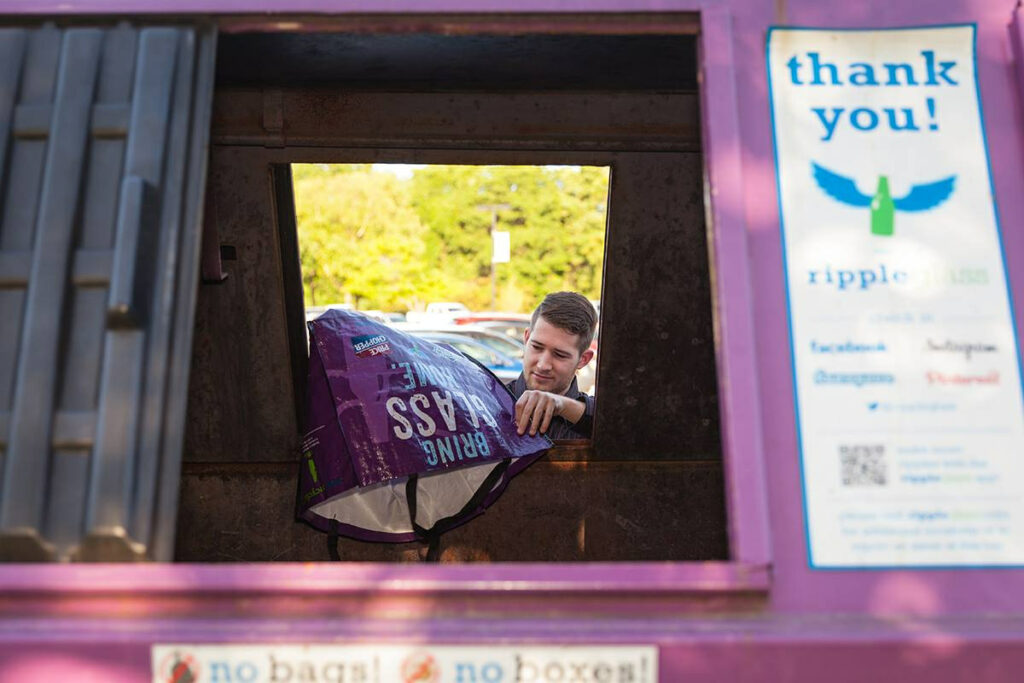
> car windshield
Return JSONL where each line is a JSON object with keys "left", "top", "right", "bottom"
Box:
{"left": 476, "top": 321, "right": 529, "bottom": 339}
{"left": 425, "top": 337, "right": 502, "bottom": 366}
{"left": 453, "top": 341, "right": 498, "bottom": 365}
{"left": 466, "top": 332, "right": 524, "bottom": 359}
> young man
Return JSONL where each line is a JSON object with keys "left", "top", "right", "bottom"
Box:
{"left": 506, "top": 291, "right": 597, "bottom": 440}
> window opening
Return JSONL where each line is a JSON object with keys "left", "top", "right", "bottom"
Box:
{"left": 292, "top": 163, "right": 610, "bottom": 397}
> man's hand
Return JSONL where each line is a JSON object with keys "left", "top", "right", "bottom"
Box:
{"left": 514, "top": 390, "right": 584, "bottom": 436}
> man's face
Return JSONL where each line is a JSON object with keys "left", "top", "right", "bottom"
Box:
{"left": 522, "top": 317, "right": 595, "bottom": 395}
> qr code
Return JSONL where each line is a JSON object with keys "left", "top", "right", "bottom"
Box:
{"left": 840, "top": 444, "right": 887, "bottom": 486}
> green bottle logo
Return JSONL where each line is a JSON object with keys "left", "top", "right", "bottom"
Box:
{"left": 811, "top": 162, "right": 956, "bottom": 236}
{"left": 870, "top": 175, "right": 895, "bottom": 237}
{"left": 305, "top": 451, "right": 319, "bottom": 483}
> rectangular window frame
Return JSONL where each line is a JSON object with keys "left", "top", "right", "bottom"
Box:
{"left": 0, "top": 9, "right": 772, "bottom": 600}
{"left": 278, "top": 156, "right": 616, "bottom": 452}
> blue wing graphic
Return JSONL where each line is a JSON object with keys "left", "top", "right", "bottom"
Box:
{"left": 811, "top": 163, "right": 872, "bottom": 207}
{"left": 893, "top": 176, "right": 956, "bottom": 212}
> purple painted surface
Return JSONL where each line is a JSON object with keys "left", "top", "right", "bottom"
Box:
{"left": 699, "top": 7, "right": 773, "bottom": 568}
{"left": 3, "top": 0, "right": 704, "bottom": 13}
{"left": 1012, "top": 4, "right": 1024, "bottom": 160}
{"left": 0, "top": 0, "right": 1022, "bottom": 675}
{"left": 0, "top": 645, "right": 148, "bottom": 683}
{"left": 0, "top": 561, "right": 768, "bottom": 594}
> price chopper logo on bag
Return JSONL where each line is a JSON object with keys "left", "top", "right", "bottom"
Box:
{"left": 351, "top": 333, "right": 390, "bottom": 357}
{"left": 298, "top": 309, "right": 551, "bottom": 551}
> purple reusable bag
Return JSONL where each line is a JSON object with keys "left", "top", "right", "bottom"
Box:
{"left": 298, "top": 309, "right": 551, "bottom": 546}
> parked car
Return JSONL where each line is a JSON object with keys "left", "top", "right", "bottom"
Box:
{"left": 353, "top": 309, "right": 392, "bottom": 325}
{"left": 408, "top": 331, "right": 523, "bottom": 383}
{"left": 394, "top": 323, "right": 525, "bottom": 359}
{"left": 405, "top": 301, "right": 471, "bottom": 325}
{"left": 453, "top": 313, "right": 532, "bottom": 343}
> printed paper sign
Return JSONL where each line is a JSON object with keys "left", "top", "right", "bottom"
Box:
{"left": 493, "top": 230, "right": 511, "bottom": 263}
{"left": 151, "top": 644, "right": 658, "bottom": 683}
{"left": 767, "top": 25, "right": 1024, "bottom": 567}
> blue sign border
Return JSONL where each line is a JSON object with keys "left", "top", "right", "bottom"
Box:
{"left": 765, "top": 23, "right": 1024, "bottom": 570}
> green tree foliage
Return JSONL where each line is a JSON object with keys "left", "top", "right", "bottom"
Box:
{"left": 293, "top": 164, "right": 445, "bottom": 310}
{"left": 293, "top": 163, "right": 608, "bottom": 313}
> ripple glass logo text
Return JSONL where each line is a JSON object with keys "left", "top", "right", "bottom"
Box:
{"left": 806, "top": 264, "right": 988, "bottom": 292}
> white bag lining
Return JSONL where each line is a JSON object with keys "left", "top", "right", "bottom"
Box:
{"left": 308, "top": 460, "right": 503, "bottom": 534}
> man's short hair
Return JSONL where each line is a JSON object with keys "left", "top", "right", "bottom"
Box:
{"left": 530, "top": 291, "right": 598, "bottom": 355}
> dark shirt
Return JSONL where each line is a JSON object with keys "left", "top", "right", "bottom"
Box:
{"left": 505, "top": 374, "right": 595, "bottom": 440}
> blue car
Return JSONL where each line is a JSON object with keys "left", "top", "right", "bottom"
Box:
{"left": 409, "top": 331, "right": 523, "bottom": 383}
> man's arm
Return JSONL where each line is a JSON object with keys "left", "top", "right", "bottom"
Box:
{"left": 514, "top": 389, "right": 588, "bottom": 436}
{"left": 571, "top": 393, "right": 596, "bottom": 438}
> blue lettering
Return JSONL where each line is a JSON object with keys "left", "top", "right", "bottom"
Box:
{"left": 455, "top": 661, "right": 504, "bottom": 683}
{"left": 236, "top": 662, "right": 258, "bottom": 683}
{"left": 885, "top": 107, "right": 919, "bottom": 131}
{"left": 812, "top": 107, "right": 844, "bottom": 141}
{"left": 786, "top": 51, "right": 959, "bottom": 88}
{"left": 397, "top": 363, "right": 415, "bottom": 390}
{"left": 438, "top": 437, "right": 455, "bottom": 464}
{"left": 814, "top": 370, "right": 896, "bottom": 387}
{"left": 455, "top": 662, "right": 477, "bottom": 683}
{"left": 922, "top": 50, "right": 958, "bottom": 86}
{"left": 808, "top": 51, "right": 840, "bottom": 85}
{"left": 849, "top": 107, "right": 879, "bottom": 131}
{"left": 786, "top": 55, "right": 803, "bottom": 84}
{"left": 810, "top": 340, "right": 887, "bottom": 354}
{"left": 460, "top": 433, "right": 479, "bottom": 458}
{"left": 423, "top": 441, "right": 438, "bottom": 466}
{"left": 481, "top": 662, "right": 503, "bottom": 682}
{"left": 474, "top": 432, "right": 491, "bottom": 457}
{"left": 806, "top": 264, "right": 911, "bottom": 292}
{"left": 857, "top": 269, "right": 876, "bottom": 290}
{"left": 837, "top": 270, "right": 856, "bottom": 290}
{"left": 210, "top": 662, "right": 232, "bottom": 683}
{"left": 848, "top": 62, "right": 879, "bottom": 86}
{"left": 883, "top": 62, "right": 917, "bottom": 86}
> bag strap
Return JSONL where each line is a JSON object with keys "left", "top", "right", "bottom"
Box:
{"left": 327, "top": 518, "right": 341, "bottom": 561}
{"left": 405, "top": 459, "right": 511, "bottom": 562}
{"left": 404, "top": 474, "right": 439, "bottom": 561}
{"left": 432, "top": 458, "right": 510, "bottom": 535}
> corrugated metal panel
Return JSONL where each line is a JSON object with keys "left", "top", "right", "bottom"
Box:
{"left": 0, "top": 23, "right": 215, "bottom": 561}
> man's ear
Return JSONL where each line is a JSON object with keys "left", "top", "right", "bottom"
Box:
{"left": 576, "top": 348, "right": 595, "bottom": 370}
{"left": 523, "top": 328, "right": 531, "bottom": 344}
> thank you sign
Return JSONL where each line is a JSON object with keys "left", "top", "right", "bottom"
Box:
{"left": 767, "top": 26, "right": 1024, "bottom": 567}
